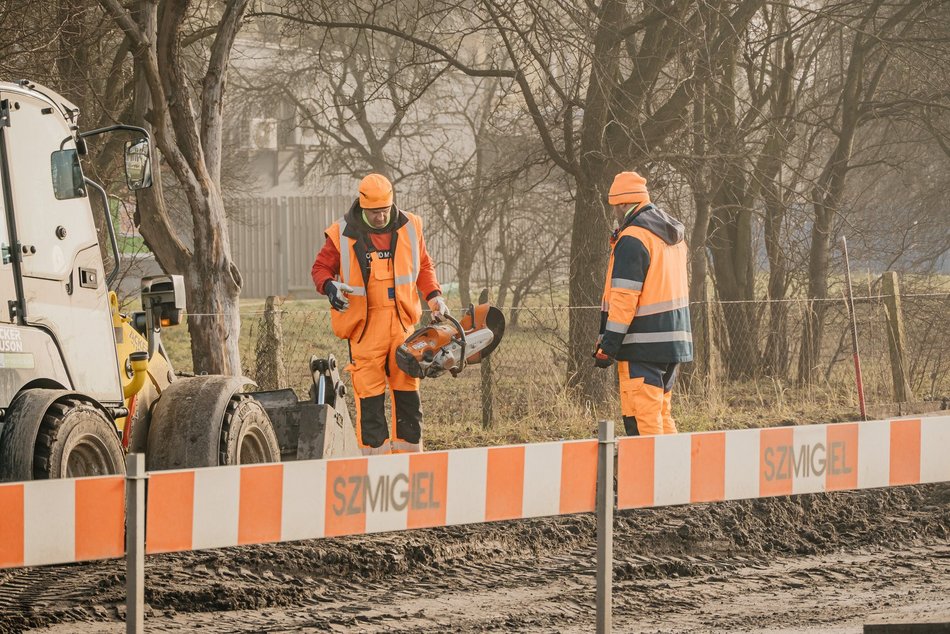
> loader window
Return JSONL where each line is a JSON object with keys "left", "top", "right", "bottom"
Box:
{"left": 50, "top": 149, "right": 86, "bottom": 200}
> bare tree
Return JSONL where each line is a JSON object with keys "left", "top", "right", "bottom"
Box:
{"left": 257, "top": 0, "right": 765, "bottom": 402}
{"left": 98, "top": 0, "right": 250, "bottom": 375}
{"left": 798, "top": 0, "right": 944, "bottom": 384}
{"left": 232, "top": 10, "right": 448, "bottom": 188}
{"left": 424, "top": 78, "right": 554, "bottom": 306}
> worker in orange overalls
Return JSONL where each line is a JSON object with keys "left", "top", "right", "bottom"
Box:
{"left": 311, "top": 174, "right": 448, "bottom": 454}
{"left": 594, "top": 171, "right": 693, "bottom": 436}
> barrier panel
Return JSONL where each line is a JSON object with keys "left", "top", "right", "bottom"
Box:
{"left": 617, "top": 417, "right": 950, "bottom": 509}
{"left": 0, "top": 475, "right": 124, "bottom": 569}
{"left": 143, "top": 440, "right": 599, "bottom": 553}
{"left": 0, "top": 416, "right": 947, "bottom": 634}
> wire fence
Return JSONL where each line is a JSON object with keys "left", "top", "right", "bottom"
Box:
{"left": 684, "top": 292, "right": 949, "bottom": 423}
{"left": 161, "top": 288, "right": 949, "bottom": 434}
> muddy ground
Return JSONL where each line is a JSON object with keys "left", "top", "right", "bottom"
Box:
{"left": 1, "top": 483, "right": 948, "bottom": 633}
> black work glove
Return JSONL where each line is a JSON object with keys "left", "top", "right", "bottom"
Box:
{"left": 593, "top": 349, "right": 615, "bottom": 369}
{"left": 324, "top": 280, "right": 354, "bottom": 312}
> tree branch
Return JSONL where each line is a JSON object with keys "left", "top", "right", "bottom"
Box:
{"left": 201, "top": 0, "right": 250, "bottom": 182}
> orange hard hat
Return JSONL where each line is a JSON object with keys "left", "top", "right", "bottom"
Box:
{"left": 608, "top": 171, "right": 650, "bottom": 208}
{"left": 359, "top": 173, "right": 393, "bottom": 209}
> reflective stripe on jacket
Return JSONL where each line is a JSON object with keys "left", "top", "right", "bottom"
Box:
{"left": 325, "top": 209, "right": 424, "bottom": 340}
{"left": 600, "top": 204, "right": 693, "bottom": 363}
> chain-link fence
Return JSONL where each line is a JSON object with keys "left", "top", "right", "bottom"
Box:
{"left": 161, "top": 286, "right": 949, "bottom": 439}
{"left": 682, "top": 291, "right": 950, "bottom": 428}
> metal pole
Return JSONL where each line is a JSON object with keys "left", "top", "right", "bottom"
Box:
{"left": 125, "top": 453, "right": 146, "bottom": 634}
{"left": 596, "top": 420, "right": 615, "bottom": 633}
{"left": 840, "top": 236, "right": 867, "bottom": 421}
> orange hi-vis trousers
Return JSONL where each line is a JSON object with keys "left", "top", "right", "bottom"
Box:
{"left": 617, "top": 360, "right": 680, "bottom": 436}
{"left": 347, "top": 250, "right": 422, "bottom": 455}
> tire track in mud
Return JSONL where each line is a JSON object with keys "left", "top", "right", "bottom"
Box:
{"left": 0, "top": 561, "right": 125, "bottom": 631}
{"left": 616, "top": 546, "right": 950, "bottom": 633}
{"left": 2, "top": 483, "right": 948, "bottom": 633}
{"left": 24, "top": 544, "right": 949, "bottom": 633}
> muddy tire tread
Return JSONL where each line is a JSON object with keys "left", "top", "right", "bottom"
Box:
{"left": 32, "top": 398, "right": 82, "bottom": 480}
{"left": 31, "top": 397, "right": 123, "bottom": 479}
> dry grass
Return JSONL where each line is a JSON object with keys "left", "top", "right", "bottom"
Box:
{"left": 156, "top": 295, "right": 941, "bottom": 450}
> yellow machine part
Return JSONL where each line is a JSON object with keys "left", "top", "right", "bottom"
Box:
{"left": 109, "top": 292, "right": 172, "bottom": 436}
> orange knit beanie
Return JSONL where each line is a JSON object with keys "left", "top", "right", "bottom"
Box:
{"left": 607, "top": 171, "right": 650, "bottom": 208}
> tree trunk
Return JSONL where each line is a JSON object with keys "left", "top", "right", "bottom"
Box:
{"left": 705, "top": 44, "right": 760, "bottom": 380}
{"left": 494, "top": 208, "right": 519, "bottom": 310}
{"left": 684, "top": 78, "right": 714, "bottom": 393}
{"left": 456, "top": 241, "right": 475, "bottom": 307}
{"left": 799, "top": 200, "right": 832, "bottom": 385}
{"left": 763, "top": 191, "right": 790, "bottom": 378}
{"left": 56, "top": 0, "right": 89, "bottom": 113}
{"left": 185, "top": 187, "right": 243, "bottom": 375}
{"left": 760, "top": 27, "right": 796, "bottom": 379}
{"left": 565, "top": 0, "right": 623, "bottom": 403}
{"left": 688, "top": 80, "right": 712, "bottom": 308}
{"left": 708, "top": 183, "right": 760, "bottom": 379}
{"left": 495, "top": 253, "right": 516, "bottom": 310}
{"left": 100, "top": 0, "right": 250, "bottom": 376}
{"left": 566, "top": 173, "right": 610, "bottom": 401}
{"left": 187, "top": 280, "right": 242, "bottom": 376}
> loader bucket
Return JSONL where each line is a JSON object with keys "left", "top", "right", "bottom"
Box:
{"left": 251, "top": 388, "right": 358, "bottom": 461}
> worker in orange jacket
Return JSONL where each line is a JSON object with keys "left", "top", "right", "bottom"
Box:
{"left": 594, "top": 171, "right": 693, "bottom": 436}
{"left": 311, "top": 174, "right": 449, "bottom": 454}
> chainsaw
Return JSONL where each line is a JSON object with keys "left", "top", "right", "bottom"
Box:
{"left": 395, "top": 302, "right": 506, "bottom": 379}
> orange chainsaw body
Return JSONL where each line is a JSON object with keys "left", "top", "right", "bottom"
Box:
{"left": 395, "top": 303, "right": 505, "bottom": 379}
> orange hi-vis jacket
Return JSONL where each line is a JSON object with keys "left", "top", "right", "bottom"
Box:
{"left": 325, "top": 209, "right": 426, "bottom": 341}
{"left": 599, "top": 204, "right": 694, "bottom": 363}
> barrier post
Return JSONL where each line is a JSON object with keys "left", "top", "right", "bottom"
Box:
{"left": 125, "top": 453, "right": 146, "bottom": 634}
{"left": 596, "top": 420, "right": 615, "bottom": 633}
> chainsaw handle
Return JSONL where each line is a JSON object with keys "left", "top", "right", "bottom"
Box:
{"left": 443, "top": 313, "right": 466, "bottom": 376}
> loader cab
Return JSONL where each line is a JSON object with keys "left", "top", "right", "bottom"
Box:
{"left": 0, "top": 81, "right": 148, "bottom": 407}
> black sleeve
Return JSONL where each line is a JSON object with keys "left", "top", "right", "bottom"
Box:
{"left": 610, "top": 235, "right": 650, "bottom": 286}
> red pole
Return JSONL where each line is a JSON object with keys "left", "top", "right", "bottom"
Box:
{"left": 841, "top": 236, "right": 867, "bottom": 421}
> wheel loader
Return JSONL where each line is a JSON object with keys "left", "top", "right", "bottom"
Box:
{"left": 0, "top": 79, "right": 357, "bottom": 482}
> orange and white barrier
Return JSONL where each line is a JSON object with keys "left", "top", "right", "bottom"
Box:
{"left": 618, "top": 417, "right": 950, "bottom": 509}
{"left": 0, "top": 475, "right": 124, "bottom": 568}
{"left": 144, "top": 440, "right": 599, "bottom": 554}
{"left": 1, "top": 417, "right": 947, "bottom": 570}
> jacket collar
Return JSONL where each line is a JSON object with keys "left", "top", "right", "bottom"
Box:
{"left": 342, "top": 198, "right": 409, "bottom": 239}
{"left": 613, "top": 203, "right": 685, "bottom": 246}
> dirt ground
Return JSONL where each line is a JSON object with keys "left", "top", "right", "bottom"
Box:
{"left": 1, "top": 483, "right": 948, "bottom": 634}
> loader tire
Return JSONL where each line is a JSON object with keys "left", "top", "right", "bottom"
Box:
{"left": 33, "top": 398, "right": 125, "bottom": 479}
{"left": 218, "top": 394, "right": 280, "bottom": 465}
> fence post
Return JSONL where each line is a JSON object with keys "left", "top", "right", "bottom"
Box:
{"left": 478, "top": 288, "right": 494, "bottom": 429}
{"left": 882, "top": 271, "right": 913, "bottom": 403}
{"left": 125, "top": 453, "right": 146, "bottom": 634}
{"left": 255, "top": 296, "right": 286, "bottom": 390}
{"left": 596, "top": 420, "right": 615, "bottom": 633}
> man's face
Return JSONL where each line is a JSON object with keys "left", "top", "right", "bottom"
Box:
{"left": 363, "top": 206, "right": 391, "bottom": 228}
